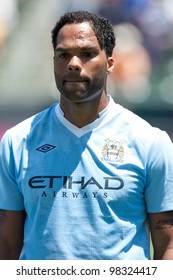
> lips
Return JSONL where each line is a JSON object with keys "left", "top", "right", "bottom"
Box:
{"left": 65, "top": 80, "right": 84, "bottom": 82}
{"left": 64, "top": 74, "right": 89, "bottom": 83}
{"left": 63, "top": 78, "right": 89, "bottom": 86}
{"left": 65, "top": 78, "right": 86, "bottom": 82}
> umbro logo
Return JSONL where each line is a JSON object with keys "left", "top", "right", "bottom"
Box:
{"left": 36, "top": 144, "right": 55, "bottom": 153}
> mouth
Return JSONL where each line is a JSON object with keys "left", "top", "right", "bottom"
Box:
{"left": 63, "top": 79, "right": 88, "bottom": 88}
{"left": 64, "top": 75, "right": 89, "bottom": 83}
{"left": 64, "top": 79, "right": 87, "bottom": 83}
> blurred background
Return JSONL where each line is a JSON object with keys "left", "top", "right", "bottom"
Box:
{"left": 0, "top": 0, "right": 173, "bottom": 139}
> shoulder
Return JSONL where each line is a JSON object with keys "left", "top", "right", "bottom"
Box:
{"left": 1, "top": 104, "right": 57, "bottom": 145}
{"left": 110, "top": 97, "right": 172, "bottom": 146}
{"left": 112, "top": 98, "right": 164, "bottom": 130}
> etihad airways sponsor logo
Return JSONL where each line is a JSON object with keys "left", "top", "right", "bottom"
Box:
{"left": 28, "top": 175, "right": 124, "bottom": 190}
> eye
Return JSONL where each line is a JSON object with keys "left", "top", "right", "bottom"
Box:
{"left": 82, "top": 51, "right": 97, "bottom": 58}
{"left": 83, "top": 52, "right": 92, "bottom": 57}
{"left": 55, "top": 52, "right": 69, "bottom": 59}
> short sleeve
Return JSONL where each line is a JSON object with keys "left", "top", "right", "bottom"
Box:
{"left": 0, "top": 130, "right": 24, "bottom": 210}
{"left": 145, "top": 129, "right": 173, "bottom": 213}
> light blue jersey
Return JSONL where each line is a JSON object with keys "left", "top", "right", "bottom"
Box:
{"left": 1, "top": 96, "right": 173, "bottom": 260}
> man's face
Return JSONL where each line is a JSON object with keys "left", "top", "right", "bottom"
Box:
{"left": 54, "top": 22, "right": 113, "bottom": 103}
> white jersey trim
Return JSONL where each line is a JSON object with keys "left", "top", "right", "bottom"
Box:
{"left": 55, "top": 96, "right": 112, "bottom": 137}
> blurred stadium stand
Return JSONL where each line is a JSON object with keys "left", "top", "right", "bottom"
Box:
{"left": 0, "top": 0, "right": 173, "bottom": 139}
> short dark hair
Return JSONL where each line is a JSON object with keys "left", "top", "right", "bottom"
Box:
{"left": 51, "top": 10, "right": 116, "bottom": 57}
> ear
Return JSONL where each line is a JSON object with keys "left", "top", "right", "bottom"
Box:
{"left": 107, "top": 57, "right": 114, "bottom": 74}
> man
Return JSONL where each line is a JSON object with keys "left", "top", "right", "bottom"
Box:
{"left": 0, "top": 10, "right": 173, "bottom": 260}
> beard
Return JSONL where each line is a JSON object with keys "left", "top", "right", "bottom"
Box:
{"left": 55, "top": 73, "right": 106, "bottom": 103}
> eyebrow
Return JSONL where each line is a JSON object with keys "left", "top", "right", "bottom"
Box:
{"left": 55, "top": 46, "right": 98, "bottom": 52}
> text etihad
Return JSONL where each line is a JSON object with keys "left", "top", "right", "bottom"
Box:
{"left": 28, "top": 176, "right": 124, "bottom": 190}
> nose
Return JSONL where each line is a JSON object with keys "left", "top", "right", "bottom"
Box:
{"left": 68, "top": 56, "right": 82, "bottom": 72}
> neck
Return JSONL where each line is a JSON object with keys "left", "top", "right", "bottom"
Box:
{"left": 60, "top": 93, "right": 109, "bottom": 128}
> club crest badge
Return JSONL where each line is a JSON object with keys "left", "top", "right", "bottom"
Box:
{"left": 101, "top": 138, "right": 125, "bottom": 163}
